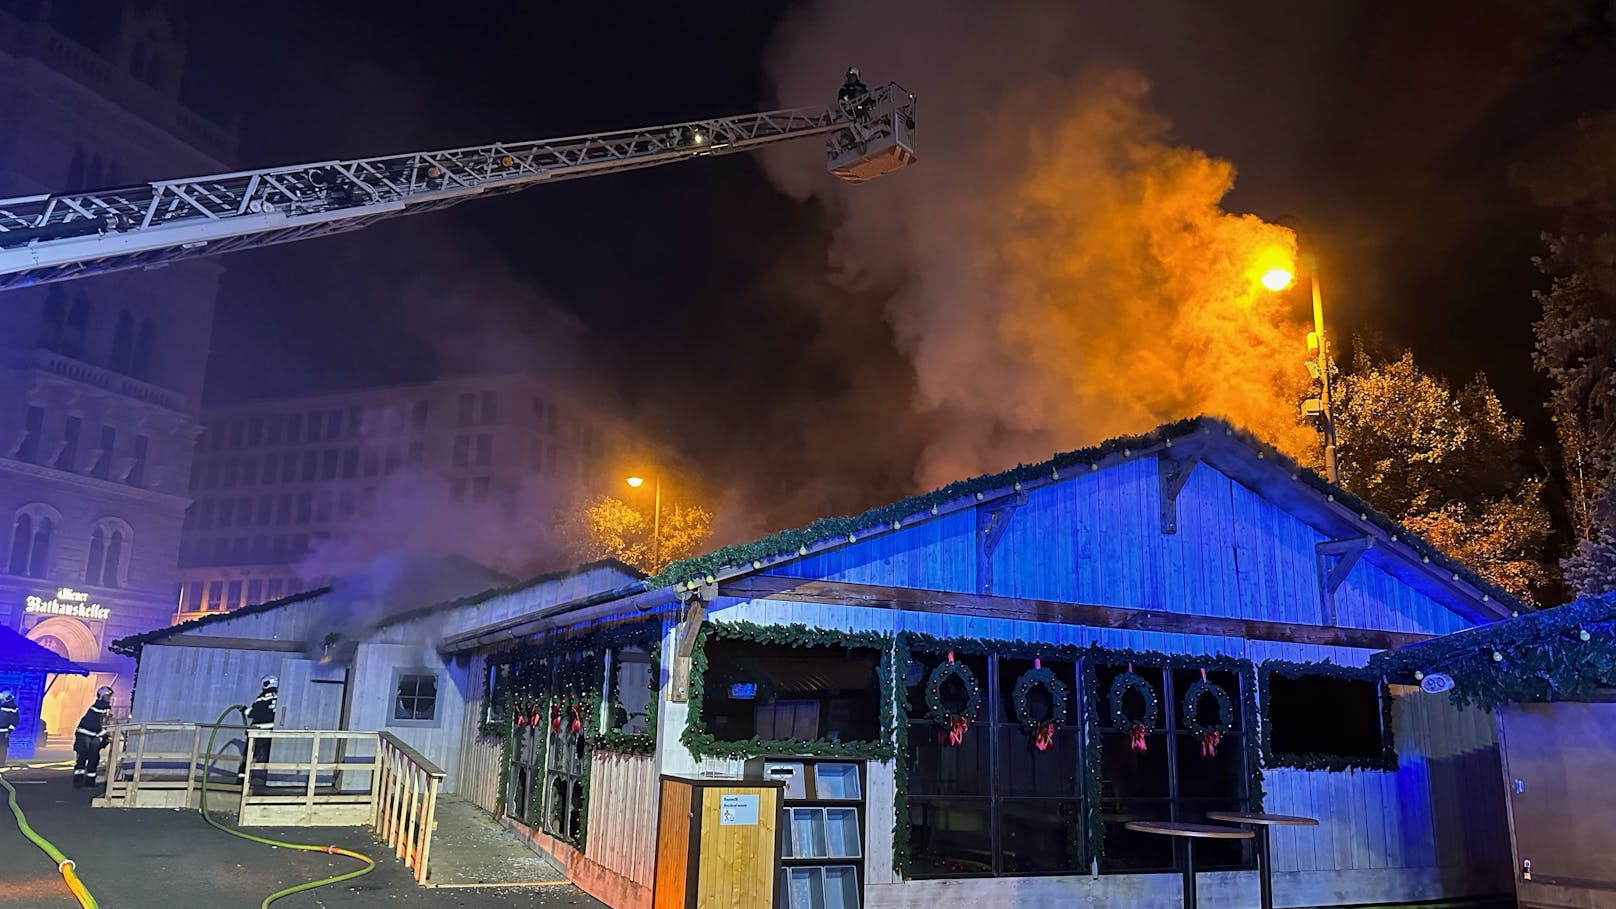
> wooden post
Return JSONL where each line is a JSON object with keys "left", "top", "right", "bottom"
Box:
{"left": 305, "top": 733, "right": 320, "bottom": 813}
{"left": 417, "top": 775, "right": 440, "bottom": 884}
{"left": 238, "top": 730, "right": 253, "bottom": 817}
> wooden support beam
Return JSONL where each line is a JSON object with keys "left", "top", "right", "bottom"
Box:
{"left": 720, "top": 575, "right": 1431, "bottom": 651}
{"left": 668, "top": 582, "right": 716, "bottom": 703}
{"left": 1157, "top": 444, "right": 1205, "bottom": 534}
{"left": 1316, "top": 537, "right": 1372, "bottom": 625}
{"left": 159, "top": 635, "right": 309, "bottom": 653}
{"left": 975, "top": 491, "right": 1026, "bottom": 594}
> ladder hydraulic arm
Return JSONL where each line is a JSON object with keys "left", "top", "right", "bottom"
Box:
{"left": 0, "top": 80, "right": 916, "bottom": 289}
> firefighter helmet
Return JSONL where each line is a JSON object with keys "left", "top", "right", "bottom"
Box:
{"left": 262, "top": 675, "right": 278, "bottom": 689}
{"left": 0, "top": 689, "right": 14, "bottom": 703}
{"left": 95, "top": 686, "right": 114, "bottom": 700}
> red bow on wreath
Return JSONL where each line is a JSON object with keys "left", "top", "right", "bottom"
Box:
{"left": 569, "top": 703, "right": 583, "bottom": 734}
{"left": 515, "top": 699, "right": 529, "bottom": 727}
{"left": 1129, "top": 722, "right": 1149, "bottom": 752}
{"left": 551, "top": 702, "right": 563, "bottom": 733}
{"left": 946, "top": 716, "right": 969, "bottom": 747}
{"left": 1034, "top": 721, "right": 1057, "bottom": 752}
{"left": 1196, "top": 669, "right": 1222, "bottom": 757}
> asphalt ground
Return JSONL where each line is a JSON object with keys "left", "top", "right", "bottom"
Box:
{"left": 0, "top": 764, "right": 606, "bottom": 909}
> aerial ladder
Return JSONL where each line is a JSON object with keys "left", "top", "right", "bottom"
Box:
{"left": 0, "top": 76, "right": 916, "bottom": 289}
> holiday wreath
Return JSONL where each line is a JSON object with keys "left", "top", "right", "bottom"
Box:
{"left": 925, "top": 652, "right": 981, "bottom": 746}
{"left": 1011, "top": 659, "right": 1069, "bottom": 751}
{"left": 1180, "top": 670, "right": 1234, "bottom": 757}
{"left": 1108, "top": 666, "right": 1159, "bottom": 752}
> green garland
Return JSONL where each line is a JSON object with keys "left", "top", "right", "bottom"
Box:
{"left": 1181, "top": 678, "right": 1234, "bottom": 734}
{"left": 1107, "top": 670, "right": 1160, "bottom": 731}
{"left": 923, "top": 656, "right": 981, "bottom": 736}
{"left": 1011, "top": 663, "right": 1070, "bottom": 731}
{"left": 1371, "top": 593, "right": 1616, "bottom": 712}
{"left": 681, "top": 621, "right": 897, "bottom": 761}
{"left": 1081, "top": 646, "right": 1263, "bottom": 865}
{"left": 891, "top": 635, "right": 913, "bottom": 876}
{"left": 1259, "top": 660, "right": 1396, "bottom": 772}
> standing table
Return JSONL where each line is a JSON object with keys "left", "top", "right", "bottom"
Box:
{"left": 1206, "top": 811, "right": 1319, "bottom": 909}
{"left": 1124, "top": 820, "right": 1253, "bottom": 909}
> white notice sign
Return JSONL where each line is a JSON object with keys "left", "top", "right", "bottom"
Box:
{"left": 719, "top": 794, "right": 759, "bottom": 826}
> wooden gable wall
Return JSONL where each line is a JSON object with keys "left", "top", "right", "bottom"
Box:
{"left": 655, "top": 456, "right": 1508, "bottom": 904}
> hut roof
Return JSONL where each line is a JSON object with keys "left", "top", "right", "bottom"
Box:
{"left": 0, "top": 624, "right": 91, "bottom": 675}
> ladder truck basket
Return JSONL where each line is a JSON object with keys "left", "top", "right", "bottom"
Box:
{"left": 827, "top": 83, "right": 918, "bottom": 184}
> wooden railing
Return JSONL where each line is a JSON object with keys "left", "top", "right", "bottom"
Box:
{"left": 97, "top": 723, "right": 444, "bottom": 884}
{"left": 374, "top": 732, "right": 445, "bottom": 885}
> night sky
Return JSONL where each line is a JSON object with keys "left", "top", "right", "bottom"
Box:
{"left": 165, "top": 1, "right": 1616, "bottom": 537}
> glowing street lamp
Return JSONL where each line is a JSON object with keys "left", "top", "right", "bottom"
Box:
{"left": 1260, "top": 245, "right": 1338, "bottom": 483}
{"left": 625, "top": 474, "right": 662, "bottom": 569}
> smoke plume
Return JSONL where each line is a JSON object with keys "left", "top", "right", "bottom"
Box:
{"left": 761, "top": 1, "right": 1315, "bottom": 486}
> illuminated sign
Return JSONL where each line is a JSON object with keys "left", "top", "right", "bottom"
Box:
{"left": 25, "top": 587, "right": 110, "bottom": 621}
{"left": 728, "top": 683, "right": 758, "bottom": 700}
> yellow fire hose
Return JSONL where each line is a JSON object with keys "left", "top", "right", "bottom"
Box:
{"left": 202, "top": 705, "right": 376, "bottom": 909}
{"left": 0, "top": 769, "right": 100, "bottom": 908}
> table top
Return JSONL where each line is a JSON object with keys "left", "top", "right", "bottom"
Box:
{"left": 1206, "top": 811, "right": 1320, "bottom": 827}
{"left": 1124, "top": 821, "right": 1254, "bottom": 840}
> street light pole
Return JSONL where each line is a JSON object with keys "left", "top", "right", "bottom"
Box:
{"left": 650, "top": 475, "right": 662, "bottom": 570}
{"left": 1305, "top": 252, "right": 1340, "bottom": 484}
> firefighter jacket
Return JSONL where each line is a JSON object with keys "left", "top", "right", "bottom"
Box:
{"left": 75, "top": 698, "right": 111, "bottom": 746}
{"left": 246, "top": 687, "right": 278, "bottom": 728}
{"left": 0, "top": 702, "right": 18, "bottom": 733}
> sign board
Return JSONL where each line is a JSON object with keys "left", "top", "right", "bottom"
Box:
{"left": 1420, "top": 673, "right": 1455, "bottom": 694}
{"left": 719, "top": 794, "right": 759, "bottom": 826}
{"left": 25, "top": 587, "right": 110, "bottom": 621}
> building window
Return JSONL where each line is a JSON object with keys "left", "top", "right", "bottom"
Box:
{"left": 8, "top": 507, "right": 57, "bottom": 578}
{"left": 130, "top": 317, "right": 154, "bottom": 380}
{"left": 1261, "top": 665, "right": 1392, "bottom": 770}
{"left": 610, "top": 645, "right": 653, "bottom": 734}
{"left": 207, "top": 580, "right": 224, "bottom": 610}
{"left": 315, "top": 491, "right": 332, "bottom": 522}
{"left": 392, "top": 672, "right": 440, "bottom": 724}
{"left": 256, "top": 496, "right": 273, "bottom": 526}
{"left": 246, "top": 579, "right": 264, "bottom": 606}
{"left": 300, "top": 451, "right": 317, "bottom": 482}
{"left": 127, "top": 435, "right": 148, "bottom": 487}
{"left": 265, "top": 415, "right": 282, "bottom": 445}
{"left": 197, "top": 499, "right": 215, "bottom": 529}
{"left": 203, "top": 460, "right": 220, "bottom": 489}
{"left": 183, "top": 581, "right": 203, "bottom": 613}
{"left": 296, "top": 493, "right": 312, "bottom": 523}
{"left": 241, "top": 454, "right": 258, "bottom": 486}
{"left": 338, "top": 489, "right": 355, "bottom": 519}
{"left": 90, "top": 426, "right": 116, "bottom": 480}
{"left": 286, "top": 412, "right": 303, "bottom": 444}
{"left": 280, "top": 452, "right": 297, "bottom": 483}
{"left": 247, "top": 416, "right": 263, "bottom": 447}
{"left": 266, "top": 579, "right": 284, "bottom": 600}
{"left": 306, "top": 412, "right": 322, "bottom": 443}
{"left": 226, "top": 580, "right": 243, "bottom": 610}
{"left": 341, "top": 447, "right": 358, "bottom": 479}
{"left": 321, "top": 448, "right": 338, "bottom": 480}
{"left": 109, "top": 309, "right": 134, "bottom": 373}
{"left": 452, "top": 435, "right": 470, "bottom": 468}
{"left": 701, "top": 638, "right": 886, "bottom": 745}
{"left": 471, "top": 476, "right": 490, "bottom": 501}
{"left": 217, "top": 499, "right": 234, "bottom": 529}
{"left": 16, "top": 406, "right": 44, "bottom": 464}
{"left": 221, "top": 457, "right": 239, "bottom": 488}
{"left": 362, "top": 450, "right": 379, "bottom": 477}
{"left": 346, "top": 408, "right": 361, "bottom": 437}
{"left": 54, "top": 416, "right": 80, "bottom": 471}
{"left": 475, "top": 434, "right": 492, "bottom": 467}
{"left": 457, "top": 393, "right": 474, "bottom": 427}
{"left": 85, "top": 521, "right": 128, "bottom": 588}
{"left": 275, "top": 495, "right": 291, "bottom": 525}
{"left": 325, "top": 410, "right": 342, "bottom": 440}
{"left": 480, "top": 391, "right": 497, "bottom": 424}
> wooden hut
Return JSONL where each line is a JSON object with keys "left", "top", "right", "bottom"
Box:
{"left": 1374, "top": 592, "right": 1616, "bottom": 909}
{"left": 426, "top": 417, "right": 1518, "bottom": 909}
{"left": 0, "top": 623, "right": 90, "bottom": 759}
{"left": 113, "top": 417, "right": 1520, "bottom": 908}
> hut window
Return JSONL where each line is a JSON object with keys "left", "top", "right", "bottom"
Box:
{"left": 392, "top": 672, "right": 440, "bottom": 724}
{"left": 1263, "top": 669, "right": 1390, "bottom": 768}
{"left": 1092, "top": 664, "right": 1255, "bottom": 873}
{"left": 483, "top": 662, "right": 510, "bottom": 726}
{"left": 904, "top": 652, "right": 1083, "bottom": 878}
{"left": 699, "top": 638, "right": 884, "bottom": 745}
{"left": 610, "top": 645, "right": 653, "bottom": 735}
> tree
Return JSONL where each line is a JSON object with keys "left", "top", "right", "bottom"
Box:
{"left": 562, "top": 495, "right": 714, "bottom": 575}
{"left": 1334, "top": 348, "right": 1555, "bottom": 604}
{"left": 1535, "top": 212, "right": 1616, "bottom": 596}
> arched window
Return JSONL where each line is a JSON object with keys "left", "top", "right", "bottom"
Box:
{"left": 85, "top": 518, "right": 131, "bottom": 587}
{"left": 9, "top": 505, "right": 62, "bottom": 579}
{"left": 109, "top": 309, "right": 133, "bottom": 373}
{"left": 65, "top": 293, "right": 90, "bottom": 358}
{"left": 7, "top": 514, "right": 31, "bottom": 574}
{"left": 39, "top": 286, "right": 65, "bottom": 350}
{"left": 27, "top": 516, "right": 51, "bottom": 577}
{"left": 130, "top": 318, "right": 154, "bottom": 380}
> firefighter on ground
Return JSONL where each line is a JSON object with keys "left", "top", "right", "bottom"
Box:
{"left": 73, "top": 686, "right": 113, "bottom": 788}
{"left": 0, "top": 689, "right": 18, "bottom": 768}
{"left": 238, "top": 675, "right": 278, "bottom": 785}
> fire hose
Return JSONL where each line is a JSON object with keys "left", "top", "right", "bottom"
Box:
{"left": 0, "top": 769, "right": 100, "bottom": 908}
{"left": 202, "top": 705, "right": 376, "bottom": 908}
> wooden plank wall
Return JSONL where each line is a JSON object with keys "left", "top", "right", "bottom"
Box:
{"left": 345, "top": 639, "right": 471, "bottom": 794}
{"left": 130, "top": 644, "right": 287, "bottom": 723}
{"left": 585, "top": 752, "right": 660, "bottom": 887}
{"left": 455, "top": 653, "right": 505, "bottom": 815}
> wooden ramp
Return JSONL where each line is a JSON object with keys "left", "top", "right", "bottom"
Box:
{"left": 424, "top": 796, "right": 568, "bottom": 887}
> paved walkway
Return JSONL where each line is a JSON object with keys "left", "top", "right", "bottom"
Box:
{"left": 0, "top": 764, "right": 605, "bottom": 909}
{"left": 427, "top": 796, "right": 569, "bottom": 886}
